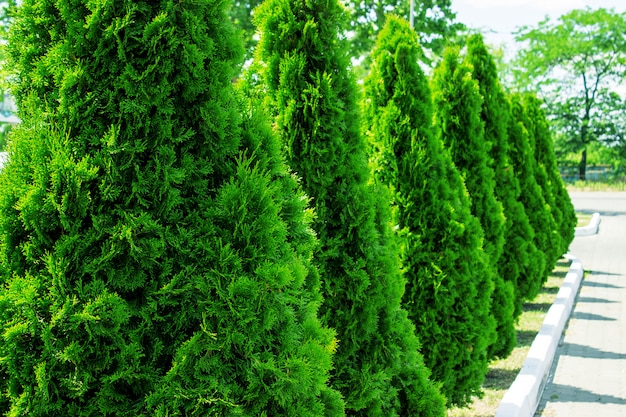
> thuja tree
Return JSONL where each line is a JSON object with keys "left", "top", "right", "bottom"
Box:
{"left": 508, "top": 93, "right": 559, "bottom": 287}
{"left": 519, "top": 96, "right": 561, "bottom": 271}
{"left": 0, "top": 1, "right": 345, "bottom": 415}
{"left": 523, "top": 94, "right": 577, "bottom": 258}
{"left": 465, "top": 34, "right": 543, "bottom": 316}
{"left": 514, "top": 95, "right": 562, "bottom": 279}
{"left": 362, "top": 16, "right": 496, "bottom": 406}
{"left": 255, "top": 2, "right": 445, "bottom": 416}
{"left": 431, "top": 47, "right": 515, "bottom": 359}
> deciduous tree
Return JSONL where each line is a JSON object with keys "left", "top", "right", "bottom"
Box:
{"left": 346, "top": 0, "right": 463, "bottom": 62}
{"left": 229, "top": 0, "right": 462, "bottom": 64}
{"left": 513, "top": 7, "right": 626, "bottom": 180}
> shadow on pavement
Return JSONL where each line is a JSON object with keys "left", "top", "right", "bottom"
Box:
{"left": 576, "top": 296, "right": 618, "bottom": 304}
{"left": 570, "top": 311, "right": 617, "bottom": 321}
{"left": 538, "top": 383, "right": 626, "bottom": 405}
{"left": 587, "top": 270, "right": 623, "bottom": 276}
{"left": 581, "top": 280, "right": 623, "bottom": 289}
{"left": 560, "top": 342, "right": 626, "bottom": 360}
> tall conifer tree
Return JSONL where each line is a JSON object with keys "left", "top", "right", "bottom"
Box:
{"left": 362, "top": 16, "right": 496, "bottom": 406}
{"left": 431, "top": 47, "right": 516, "bottom": 358}
{"left": 511, "top": 94, "right": 562, "bottom": 280}
{"left": 0, "top": 1, "right": 345, "bottom": 415}
{"left": 465, "top": 34, "right": 543, "bottom": 316}
{"left": 522, "top": 94, "right": 577, "bottom": 259}
{"left": 520, "top": 95, "right": 562, "bottom": 271}
{"left": 508, "top": 94, "right": 557, "bottom": 288}
{"left": 255, "top": 3, "right": 445, "bottom": 416}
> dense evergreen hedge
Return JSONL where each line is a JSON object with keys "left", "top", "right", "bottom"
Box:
{"left": 519, "top": 95, "right": 562, "bottom": 272}
{"left": 255, "top": 3, "right": 445, "bottom": 416}
{"left": 431, "top": 47, "right": 516, "bottom": 359}
{"left": 0, "top": 1, "right": 345, "bottom": 415}
{"left": 0, "top": 1, "right": 578, "bottom": 414}
{"left": 362, "top": 16, "right": 496, "bottom": 406}
{"left": 522, "top": 94, "right": 577, "bottom": 258}
{"left": 465, "top": 34, "right": 543, "bottom": 317}
{"left": 508, "top": 93, "right": 558, "bottom": 288}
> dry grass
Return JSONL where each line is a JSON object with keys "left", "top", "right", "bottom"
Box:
{"left": 566, "top": 181, "right": 626, "bottom": 192}
{"left": 446, "top": 259, "right": 570, "bottom": 417}
{"left": 576, "top": 212, "right": 592, "bottom": 227}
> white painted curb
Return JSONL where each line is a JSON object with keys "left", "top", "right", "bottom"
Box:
{"left": 494, "top": 254, "right": 584, "bottom": 417}
{"left": 575, "top": 212, "right": 600, "bottom": 236}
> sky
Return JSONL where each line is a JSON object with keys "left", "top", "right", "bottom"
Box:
{"left": 452, "top": 0, "right": 626, "bottom": 57}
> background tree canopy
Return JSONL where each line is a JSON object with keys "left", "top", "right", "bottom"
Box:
{"left": 345, "top": 0, "right": 463, "bottom": 62}
{"left": 512, "top": 7, "right": 626, "bottom": 180}
{"left": 230, "top": 0, "right": 463, "bottom": 63}
{"left": 0, "top": 1, "right": 16, "bottom": 79}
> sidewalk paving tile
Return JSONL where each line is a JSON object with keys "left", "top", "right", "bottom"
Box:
{"left": 535, "top": 192, "right": 626, "bottom": 417}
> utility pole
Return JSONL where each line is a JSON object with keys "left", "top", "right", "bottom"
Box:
{"left": 410, "top": 0, "right": 414, "bottom": 28}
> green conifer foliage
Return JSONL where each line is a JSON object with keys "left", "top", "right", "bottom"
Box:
{"left": 431, "top": 47, "right": 516, "bottom": 359}
{"left": 362, "top": 16, "right": 496, "bottom": 407}
{"left": 465, "top": 34, "right": 543, "bottom": 317}
{"left": 255, "top": 3, "right": 445, "bottom": 416}
{"left": 0, "top": 1, "right": 345, "bottom": 415}
{"left": 519, "top": 95, "right": 561, "bottom": 271}
{"left": 522, "top": 94, "right": 577, "bottom": 258}
{"left": 512, "top": 95, "right": 562, "bottom": 279}
{"left": 508, "top": 94, "right": 557, "bottom": 288}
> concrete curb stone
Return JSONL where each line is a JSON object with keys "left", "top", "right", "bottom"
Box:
{"left": 574, "top": 212, "right": 601, "bottom": 237}
{"left": 494, "top": 253, "right": 585, "bottom": 417}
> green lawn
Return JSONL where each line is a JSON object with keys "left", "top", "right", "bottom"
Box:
{"left": 566, "top": 181, "right": 626, "bottom": 192}
{"left": 576, "top": 212, "right": 592, "bottom": 227}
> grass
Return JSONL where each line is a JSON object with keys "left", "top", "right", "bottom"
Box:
{"left": 566, "top": 181, "right": 626, "bottom": 192}
{"left": 446, "top": 258, "right": 570, "bottom": 417}
{"left": 576, "top": 212, "right": 592, "bottom": 227}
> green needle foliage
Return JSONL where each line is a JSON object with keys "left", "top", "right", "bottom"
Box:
{"left": 514, "top": 95, "right": 563, "bottom": 281}
{"left": 508, "top": 93, "right": 558, "bottom": 288}
{"left": 465, "top": 34, "right": 543, "bottom": 317}
{"left": 0, "top": 1, "right": 344, "bottom": 415}
{"left": 431, "top": 47, "right": 515, "bottom": 359}
{"left": 520, "top": 95, "right": 561, "bottom": 270}
{"left": 362, "top": 16, "right": 496, "bottom": 407}
{"left": 523, "top": 94, "right": 577, "bottom": 258}
{"left": 255, "top": 3, "right": 445, "bottom": 416}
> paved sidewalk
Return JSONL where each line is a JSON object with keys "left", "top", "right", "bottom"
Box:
{"left": 535, "top": 192, "right": 626, "bottom": 416}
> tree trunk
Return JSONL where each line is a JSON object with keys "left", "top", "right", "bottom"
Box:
{"left": 578, "top": 147, "right": 587, "bottom": 181}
